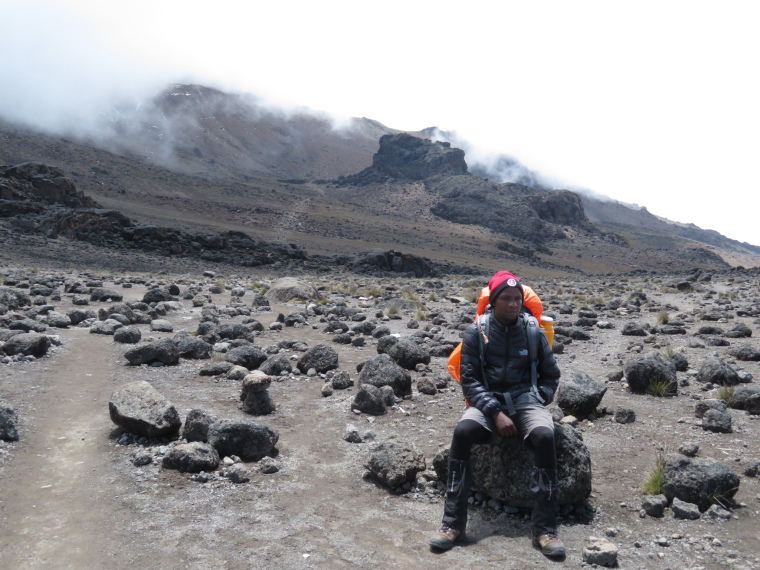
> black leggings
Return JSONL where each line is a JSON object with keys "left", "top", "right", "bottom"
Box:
{"left": 449, "top": 419, "right": 556, "bottom": 470}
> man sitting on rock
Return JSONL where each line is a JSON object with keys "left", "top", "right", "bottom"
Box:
{"left": 429, "top": 271, "right": 565, "bottom": 557}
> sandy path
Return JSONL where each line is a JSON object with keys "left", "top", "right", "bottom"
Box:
{"left": 0, "top": 327, "right": 123, "bottom": 568}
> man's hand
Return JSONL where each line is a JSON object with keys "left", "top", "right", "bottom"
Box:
{"left": 493, "top": 411, "right": 517, "bottom": 437}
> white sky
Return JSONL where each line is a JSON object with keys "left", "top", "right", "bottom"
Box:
{"left": 3, "top": 0, "right": 760, "bottom": 246}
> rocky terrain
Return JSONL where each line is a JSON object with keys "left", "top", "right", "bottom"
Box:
{"left": 2, "top": 81, "right": 760, "bottom": 569}
{"left": 1, "top": 254, "right": 760, "bottom": 569}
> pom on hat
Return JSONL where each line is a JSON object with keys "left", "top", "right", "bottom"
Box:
{"left": 488, "top": 270, "right": 523, "bottom": 306}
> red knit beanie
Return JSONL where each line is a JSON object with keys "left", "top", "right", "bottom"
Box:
{"left": 488, "top": 270, "right": 523, "bottom": 306}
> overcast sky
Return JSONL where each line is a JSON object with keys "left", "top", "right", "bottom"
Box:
{"left": 3, "top": 0, "right": 759, "bottom": 246}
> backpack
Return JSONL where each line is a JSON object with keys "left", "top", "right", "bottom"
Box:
{"left": 446, "top": 284, "right": 552, "bottom": 406}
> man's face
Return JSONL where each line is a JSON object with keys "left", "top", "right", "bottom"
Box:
{"left": 492, "top": 287, "right": 523, "bottom": 324}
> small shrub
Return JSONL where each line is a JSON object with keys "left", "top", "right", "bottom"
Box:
{"left": 641, "top": 450, "right": 665, "bottom": 495}
{"left": 649, "top": 378, "right": 675, "bottom": 397}
{"left": 414, "top": 309, "right": 428, "bottom": 321}
{"left": 657, "top": 311, "right": 669, "bottom": 325}
{"left": 215, "top": 280, "right": 226, "bottom": 292}
{"left": 715, "top": 385, "right": 736, "bottom": 403}
{"left": 464, "top": 289, "right": 480, "bottom": 303}
{"left": 710, "top": 486, "right": 738, "bottom": 509}
{"left": 385, "top": 302, "right": 400, "bottom": 316}
{"left": 365, "top": 286, "right": 385, "bottom": 298}
{"left": 401, "top": 285, "right": 419, "bottom": 301}
{"left": 427, "top": 292, "right": 437, "bottom": 302}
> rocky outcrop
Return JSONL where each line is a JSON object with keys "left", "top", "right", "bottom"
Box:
{"left": 0, "top": 163, "right": 99, "bottom": 208}
{"left": 343, "top": 133, "right": 467, "bottom": 184}
{"left": 351, "top": 250, "right": 437, "bottom": 277}
{"left": 429, "top": 176, "right": 577, "bottom": 245}
{"left": 531, "top": 190, "right": 591, "bottom": 227}
{"left": 434, "top": 422, "right": 592, "bottom": 507}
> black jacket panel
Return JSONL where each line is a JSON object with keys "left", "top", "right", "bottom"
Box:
{"left": 460, "top": 312, "right": 560, "bottom": 418}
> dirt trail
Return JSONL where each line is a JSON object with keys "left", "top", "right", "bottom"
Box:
{"left": 0, "top": 328, "right": 122, "bottom": 568}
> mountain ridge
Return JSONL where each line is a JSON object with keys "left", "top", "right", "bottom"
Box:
{"left": 1, "top": 83, "right": 758, "bottom": 276}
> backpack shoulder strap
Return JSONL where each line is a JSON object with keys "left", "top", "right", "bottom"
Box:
{"left": 475, "top": 312, "right": 491, "bottom": 390}
{"left": 523, "top": 313, "right": 544, "bottom": 403}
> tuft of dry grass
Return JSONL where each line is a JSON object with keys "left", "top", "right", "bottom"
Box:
{"left": 641, "top": 450, "right": 666, "bottom": 495}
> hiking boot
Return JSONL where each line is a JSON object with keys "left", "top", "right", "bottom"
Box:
{"left": 532, "top": 533, "right": 566, "bottom": 557}
{"left": 429, "top": 525, "right": 462, "bottom": 550}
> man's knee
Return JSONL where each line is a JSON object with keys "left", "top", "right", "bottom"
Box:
{"left": 529, "top": 426, "right": 555, "bottom": 450}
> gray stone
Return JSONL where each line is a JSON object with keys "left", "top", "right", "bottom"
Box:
{"left": 706, "top": 504, "right": 732, "bottom": 521}
{"left": 380, "top": 385, "right": 396, "bottom": 406}
{"left": 696, "top": 355, "right": 740, "bottom": 386}
{"left": 66, "top": 308, "right": 96, "bottom": 325}
{"left": 702, "top": 409, "right": 732, "bottom": 433}
{"left": 90, "top": 288, "right": 123, "bottom": 302}
{"left": 9, "top": 318, "right": 47, "bottom": 333}
{"left": 226, "top": 365, "right": 249, "bottom": 381}
{"left": 265, "top": 277, "right": 322, "bottom": 303}
{"left": 240, "top": 372, "right": 276, "bottom": 415}
{"left": 89, "top": 319, "right": 124, "bottom": 335}
{"left": 725, "top": 323, "right": 752, "bottom": 338}
{"left": 351, "top": 384, "right": 387, "bottom": 416}
{"left": 747, "top": 393, "right": 760, "bottom": 414}
{"left": 207, "top": 419, "right": 278, "bottom": 462}
{"left": 258, "top": 456, "right": 281, "bottom": 474}
{"left": 385, "top": 339, "right": 431, "bottom": 370}
{"left": 258, "top": 354, "right": 293, "bottom": 376}
{"left": 416, "top": 377, "right": 438, "bottom": 395}
{"left": 671, "top": 497, "right": 701, "bottom": 520}
{"left": 297, "top": 344, "right": 339, "bottom": 374}
{"left": 343, "top": 424, "right": 363, "bottom": 443}
{"left": 182, "top": 409, "right": 217, "bottom": 442}
{"left": 642, "top": 494, "right": 667, "bottom": 517}
{"left": 108, "top": 381, "right": 181, "bottom": 438}
{"left": 216, "top": 323, "right": 255, "bottom": 341}
{"left": 0, "top": 401, "right": 19, "bottom": 441}
{"left": 0, "top": 287, "right": 30, "bottom": 309}
{"left": 199, "top": 361, "right": 235, "bottom": 376}
{"left": 175, "top": 336, "right": 212, "bottom": 359}
{"left": 142, "top": 289, "right": 176, "bottom": 304}
{"left": 582, "top": 537, "right": 619, "bottom": 567}
{"left": 694, "top": 398, "right": 727, "bottom": 419}
{"left": 614, "top": 407, "right": 636, "bottom": 424}
{"left": 435, "top": 422, "right": 591, "bottom": 507}
{"left": 621, "top": 322, "right": 648, "bottom": 336}
{"left": 150, "top": 319, "right": 174, "bottom": 333}
{"left": 358, "top": 353, "right": 412, "bottom": 398}
{"left": 624, "top": 353, "right": 677, "bottom": 395}
{"left": 556, "top": 369, "right": 607, "bottom": 417}
{"left": 728, "top": 386, "right": 760, "bottom": 410}
{"left": 329, "top": 369, "right": 354, "bottom": 390}
{"left": 225, "top": 463, "right": 252, "bottom": 483}
{"left": 45, "top": 311, "right": 71, "bottom": 328}
{"left": 124, "top": 339, "right": 180, "bottom": 366}
{"left": 113, "top": 325, "right": 142, "bottom": 344}
{"left": 662, "top": 454, "right": 740, "bottom": 511}
{"left": 728, "top": 344, "right": 760, "bottom": 361}
{"left": 162, "top": 442, "right": 220, "bottom": 473}
{"left": 364, "top": 442, "right": 426, "bottom": 489}
{"left": 2, "top": 332, "right": 51, "bottom": 357}
{"left": 743, "top": 461, "right": 760, "bottom": 477}
{"left": 225, "top": 345, "right": 267, "bottom": 370}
